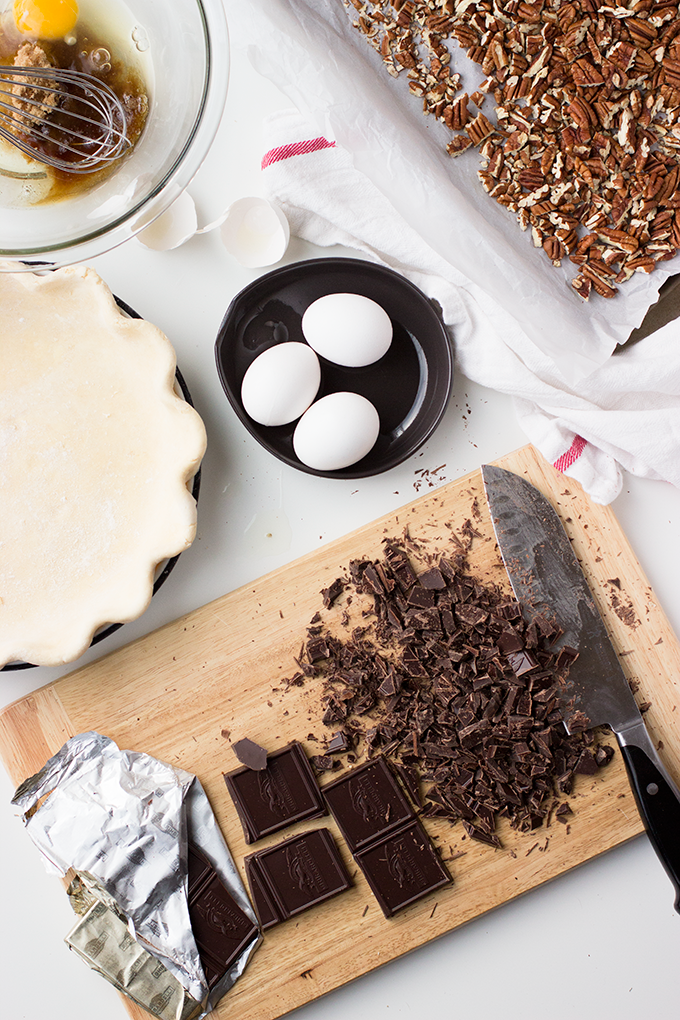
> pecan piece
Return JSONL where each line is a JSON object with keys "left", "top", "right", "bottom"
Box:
{"left": 465, "top": 112, "right": 496, "bottom": 145}
{"left": 596, "top": 227, "right": 639, "bottom": 254}
{"left": 571, "top": 274, "right": 592, "bottom": 300}
{"left": 542, "top": 235, "right": 565, "bottom": 263}
{"left": 447, "top": 135, "right": 473, "bottom": 156}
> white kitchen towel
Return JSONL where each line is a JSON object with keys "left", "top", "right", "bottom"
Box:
{"left": 261, "top": 109, "right": 680, "bottom": 505}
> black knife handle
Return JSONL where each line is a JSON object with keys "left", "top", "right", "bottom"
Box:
{"left": 621, "top": 742, "right": 680, "bottom": 914}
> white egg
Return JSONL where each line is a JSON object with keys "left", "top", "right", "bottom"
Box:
{"left": 241, "top": 343, "right": 321, "bottom": 427}
{"left": 301, "top": 293, "right": 393, "bottom": 368}
{"left": 293, "top": 392, "right": 380, "bottom": 471}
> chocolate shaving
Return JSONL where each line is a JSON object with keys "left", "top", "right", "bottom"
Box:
{"left": 327, "top": 731, "right": 350, "bottom": 754}
{"left": 232, "top": 737, "right": 268, "bottom": 771}
{"left": 311, "top": 754, "right": 340, "bottom": 774}
{"left": 321, "top": 577, "right": 345, "bottom": 608}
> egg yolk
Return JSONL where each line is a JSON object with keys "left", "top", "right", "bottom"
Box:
{"left": 13, "top": 0, "right": 78, "bottom": 39}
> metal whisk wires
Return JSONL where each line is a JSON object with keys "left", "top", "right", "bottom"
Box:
{"left": 0, "top": 64, "right": 130, "bottom": 174}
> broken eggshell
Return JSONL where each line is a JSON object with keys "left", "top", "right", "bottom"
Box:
{"left": 219, "top": 197, "right": 290, "bottom": 268}
{"left": 135, "top": 190, "right": 199, "bottom": 251}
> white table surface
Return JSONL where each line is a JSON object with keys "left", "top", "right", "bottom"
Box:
{"left": 3, "top": 26, "right": 680, "bottom": 1020}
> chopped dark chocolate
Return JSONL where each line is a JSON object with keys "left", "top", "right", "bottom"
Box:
{"left": 506, "top": 649, "right": 539, "bottom": 677}
{"left": 574, "top": 748, "right": 599, "bottom": 775}
{"left": 418, "top": 567, "right": 446, "bottom": 590}
{"left": 392, "top": 760, "right": 422, "bottom": 808}
{"left": 565, "top": 709, "right": 591, "bottom": 734}
{"left": 496, "top": 628, "right": 524, "bottom": 654}
{"left": 362, "top": 564, "right": 385, "bottom": 595}
{"left": 244, "top": 828, "right": 351, "bottom": 927}
{"left": 307, "top": 636, "right": 331, "bottom": 663}
{"left": 322, "top": 757, "right": 415, "bottom": 853}
{"left": 321, "top": 577, "right": 345, "bottom": 609}
{"left": 462, "top": 820, "right": 503, "bottom": 847}
{"left": 224, "top": 741, "right": 325, "bottom": 844}
{"left": 595, "top": 744, "right": 615, "bottom": 767}
{"left": 311, "top": 754, "right": 339, "bottom": 774}
{"left": 556, "top": 645, "right": 579, "bottom": 670}
{"left": 407, "top": 586, "right": 436, "bottom": 609}
{"left": 232, "top": 737, "right": 268, "bottom": 772}
{"left": 187, "top": 843, "right": 258, "bottom": 988}
{"left": 354, "top": 819, "right": 451, "bottom": 917}
{"left": 327, "top": 731, "right": 349, "bottom": 754}
{"left": 283, "top": 532, "right": 614, "bottom": 848}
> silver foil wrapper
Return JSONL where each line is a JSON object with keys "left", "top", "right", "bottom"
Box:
{"left": 65, "top": 876, "right": 203, "bottom": 1020}
{"left": 12, "top": 731, "right": 260, "bottom": 1015}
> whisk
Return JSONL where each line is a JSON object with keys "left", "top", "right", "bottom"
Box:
{"left": 0, "top": 64, "right": 130, "bottom": 174}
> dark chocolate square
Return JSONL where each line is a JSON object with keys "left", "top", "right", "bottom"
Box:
{"left": 224, "top": 741, "right": 326, "bottom": 844}
{"left": 245, "top": 828, "right": 350, "bottom": 926}
{"left": 322, "top": 757, "right": 414, "bottom": 852}
{"left": 354, "top": 819, "right": 451, "bottom": 917}
{"left": 244, "top": 856, "right": 282, "bottom": 931}
{"left": 187, "top": 844, "right": 258, "bottom": 988}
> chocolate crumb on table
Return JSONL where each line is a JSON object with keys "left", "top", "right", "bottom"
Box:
{"left": 285, "top": 531, "right": 614, "bottom": 850}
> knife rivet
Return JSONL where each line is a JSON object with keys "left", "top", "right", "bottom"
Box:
{"left": 646, "top": 783, "right": 659, "bottom": 796}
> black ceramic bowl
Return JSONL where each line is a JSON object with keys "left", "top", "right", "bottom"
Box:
{"left": 214, "top": 258, "right": 453, "bottom": 478}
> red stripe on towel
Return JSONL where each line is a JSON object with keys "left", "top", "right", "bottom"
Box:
{"left": 261, "top": 137, "right": 336, "bottom": 169}
{"left": 553, "top": 435, "right": 587, "bottom": 473}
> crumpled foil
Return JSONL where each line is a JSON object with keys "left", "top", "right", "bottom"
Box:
{"left": 11, "top": 731, "right": 260, "bottom": 1016}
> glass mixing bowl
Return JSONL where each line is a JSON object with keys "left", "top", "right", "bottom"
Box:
{"left": 0, "top": 0, "right": 229, "bottom": 266}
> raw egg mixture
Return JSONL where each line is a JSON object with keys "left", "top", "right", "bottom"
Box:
{"left": 0, "top": 0, "right": 150, "bottom": 199}
{"left": 240, "top": 293, "right": 393, "bottom": 473}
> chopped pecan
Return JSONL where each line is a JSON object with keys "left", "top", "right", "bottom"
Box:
{"left": 451, "top": 92, "right": 469, "bottom": 129}
{"left": 465, "top": 112, "right": 496, "bottom": 145}
{"left": 447, "top": 134, "right": 473, "bottom": 156}
{"left": 582, "top": 264, "right": 618, "bottom": 297}
{"left": 517, "top": 167, "right": 545, "bottom": 190}
{"left": 542, "top": 235, "right": 564, "bottom": 263}
{"left": 596, "top": 227, "right": 639, "bottom": 253}
{"left": 571, "top": 274, "right": 592, "bottom": 300}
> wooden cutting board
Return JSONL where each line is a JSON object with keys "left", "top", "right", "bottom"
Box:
{"left": 2, "top": 443, "right": 679, "bottom": 1020}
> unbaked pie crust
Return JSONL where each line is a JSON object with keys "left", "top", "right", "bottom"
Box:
{"left": 0, "top": 265, "right": 207, "bottom": 668}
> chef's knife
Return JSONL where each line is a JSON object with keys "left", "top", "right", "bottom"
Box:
{"left": 482, "top": 463, "right": 680, "bottom": 912}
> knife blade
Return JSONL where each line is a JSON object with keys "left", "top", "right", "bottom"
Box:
{"left": 482, "top": 463, "right": 680, "bottom": 912}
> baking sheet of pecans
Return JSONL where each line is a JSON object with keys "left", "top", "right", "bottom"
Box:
{"left": 344, "top": 0, "right": 680, "bottom": 300}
